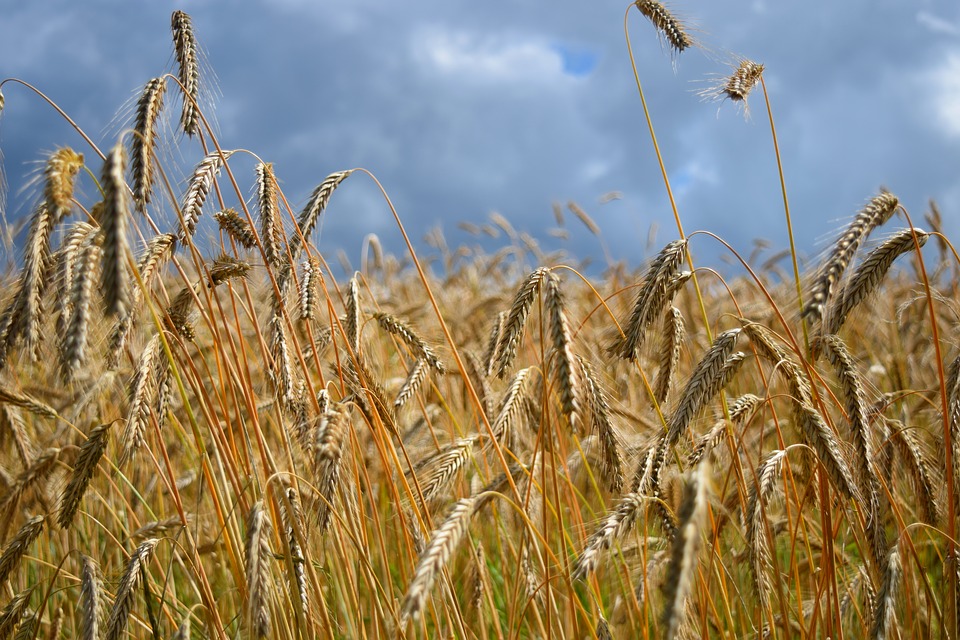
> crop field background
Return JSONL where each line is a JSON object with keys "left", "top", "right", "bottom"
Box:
{"left": 0, "top": 4, "right": 957, "bottom": 639}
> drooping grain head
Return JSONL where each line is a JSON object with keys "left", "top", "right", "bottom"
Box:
{"left": 634, "top": 0, "right": 694, "bottom": 55}
{"left": 131, "top": 77, "right": 166, "bottom": 210}
{"left": 99, "top": 141, "right": 131, "bottom": 317}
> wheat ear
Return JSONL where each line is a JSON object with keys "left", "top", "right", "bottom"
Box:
{"left": 653, "top": 306, "right": 685, "bottom": 407}
{"left": 492, "top": 367, "right": 533, "bottom": 444}
{"left": 100, "top": 141, "right": 131, "bottom": 317}
{"left": 614, "top": 239, "right": 687, "bottom": 360}
{"left": 0, "top": 588, "right": 34, "bottom": 638}
{"left": 374, "top": 312, "right": 444, "bottom": 373}
{"left": 578, "top": 357, "right": 624, "bottom": 494}
{"left": 288, "top": 170, "right": 354, "bottom": 264}
{"left": 58, "top": 232, "right": 101, "bottom": 383}
{"left": 887, "top": 420, "right": 940, "bottom": 526}
{"left": 803, "top": 191, "right": 899, "bottom": 320}
{"left": 870, "top": 545, "right": 901, "bottom": 640}
{"left": 574, "top": 492, "right": 654, "bottom": 579}
{"left": 178, "top": 151, "right": 232, "bottom": 243}
{"left": 256, "top": 162, "right": 284, "bottom": 269}
{"left": 171, "top": 10, "right": 200, "bottom": 136}
{"left": 245, "top": 502, "right": 272, "bottom": 639}
{"left": 131, "top": 77, "right": 165, "bottom": 210}
{"left": 660, "top": 464, "right": 708, "bottom": 640}
{"left": 120, "top": 334, "right": 161, "bottom": 467}
{"left": 57, "top": 422, "right": 112, "bottom": 529}
{"left": 299, "top": 256, "right": 321, "bottom": 321}
{"left": 314, "top": 403, "right": 347, "bottom": 534}
{"left": 406, "top": 435, "right": 481, "bottom": 512}
{"left": 0, "top": 516, "right": 44, "bottom": 588}
{"left": 494, "top": 267, "right": 549, "bottom": 378}
{"left": 634, "top": 0, "right": 694, "bottom": 53}
{"left": 79, "top": 555, "right": 101, "bottom": 640}
{"left": 400, "top": 493, "right": 492, "bottom": 625}
{"left": 745, "top": 449, "right": 787, "bottom": 610}
{"left": 824, "top": 228, "right": 928, "bottom": 335}
{"left": 105, "top": 538, "right": 159, "bottom": 640}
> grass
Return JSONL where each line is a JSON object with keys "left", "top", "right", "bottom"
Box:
{"left": 0, "top": 4, "right": 955, "bottom": 639}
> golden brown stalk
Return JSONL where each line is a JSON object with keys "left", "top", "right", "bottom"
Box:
{"left": 313, "top": 403, "right": 347, "bottom": 534}
{"left": 614, "top": 239, "right": 688, "bottom": 361}
{"left": 660, "top": 464, "right": 708, "bottom": 640}
{"left": 256, "top": 162, "right": 284, "bottom": 269}
{"left": 494, "top": 267, "right": 549, "bottom": 378}
{"left": 871, "top": 546, "right": 901, "bottom": 640}
{"left": 803, "top": 192, "right": 899, "bottom": 320}
{"left": 824, "top": 229, "right": 929, "bottom": 335}
{"left": 288, "top": 170, "right": 354, "bottom": 264}
{"left": 544, "top": 270, "right": 581, "bottom": 431}
{"left": 171, "top": 10, "right": 200, "bottom": 136}
{"left": 0, "top": 516, "right": 43, "bottom": 587}
{"left": 652, "top": 306, "right": 685, "bottom": 406}
{"left": 213, "top": 208, "right": 257, "bottom": 248}
{"left": 178, "top": 151, "right": 232, "bottom": 243}
{"left": 634, "top": 0, "right": 694, "bottom": 54}
{"left": 79, "top": 555, "right": 101, "bottom": 640}
{"left": 99, "top": 142, "right": 131, "bottom": 317}
{"left": 400, "top": 493, "right": 493, "bottom": 625}
{"left": 244, "top": 502, "right": 272, "bottom": 639}
{"left": 131, "top": 77, "right": 166, "bottom": 210}
{"left": 395, "top": 358, "right": 428, "bottom": 411}
{"left": 57, "top": 422, "right": 112, "bottom": 529}
{"left": 105, "top": 538, "right": 158, "bottom": 640}
{"left": 374, "top": 312, "right": 444, "bottom": 373}
{"left": 299, "top": 256, "right": 321, "bottom": 321}
{"left": 463, "top": 351, "right": 494, "bottom": 419}
{"left": 578, "top": 357, "right": 624, "bottom": 494}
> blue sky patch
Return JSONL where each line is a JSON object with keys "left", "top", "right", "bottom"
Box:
{"left": 552, "top": 43, "right": 599, "bottom": 77}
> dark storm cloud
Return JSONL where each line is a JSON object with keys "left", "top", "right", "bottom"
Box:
{"left": 1, "top": 0, "right": 957, "bottom": 273}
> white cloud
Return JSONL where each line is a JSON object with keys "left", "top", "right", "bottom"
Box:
{"left": 926, "top": 50, "right": 960, "bottom": 137}
{"left": 917, "top": 11, "right": 960, "bottom": 37}
{"left": 414, "top": 28, "right": 567, "bottom": 83}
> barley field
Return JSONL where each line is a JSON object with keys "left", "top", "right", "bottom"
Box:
{"left": 0, "top": 5, "right": 956, "bottom": 639}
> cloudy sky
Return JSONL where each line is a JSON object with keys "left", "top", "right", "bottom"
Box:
{"left": 1, "top": 0, "right": 958, "bottom": 275}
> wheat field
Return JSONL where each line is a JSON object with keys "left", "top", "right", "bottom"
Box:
{"left": 0, "top": 4, "right": 956, "bottom": 639}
